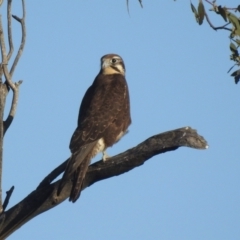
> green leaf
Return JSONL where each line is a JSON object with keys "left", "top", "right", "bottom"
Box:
{"left": 217, "top": 5, "right": 227, "bottom": 22}
{"left": 227, "top": 12, "right": 240, "bottom": 36}
{"left": 229, "top": 42, "right": 239, "bottom": 62}
{"left": 190, "top": 2, "right": 199, "bottom": 24}
{"left": 237, "top": 5, "right": 240, "bottom": 13}
{"left": 230, "top": 69, "right": 240, "bottom": 84}
{"left": 230, "top": 42, "right": 237, "bottom": 52}
{"left": 235, "top": 39, "right": 240, "bottom": 46}
{"left": 198, "top": 0, "right": 205, "bottom": 25}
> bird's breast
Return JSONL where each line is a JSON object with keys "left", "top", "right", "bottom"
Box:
{"left": 97, "top": 138, "right": 106, "bottom": 152}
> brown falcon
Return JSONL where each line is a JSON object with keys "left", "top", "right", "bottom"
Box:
{"left": 58, "top": 54, "right": 131, "bottom": 202}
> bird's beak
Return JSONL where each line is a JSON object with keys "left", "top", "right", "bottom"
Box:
{"left": 102, "top": 60, "right": 110, "bottom": 69}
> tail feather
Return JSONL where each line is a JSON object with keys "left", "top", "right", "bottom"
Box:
{"left": 57, "top": 141, "right": 98, "bottom": 200}
{"left": 57, "top": 154, "right": 75, "bottom": 196}
{"left": 69, "top": 155, "right": 92, "bottom": 202}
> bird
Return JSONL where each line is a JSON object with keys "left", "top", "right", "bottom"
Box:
{"left": 57, "top": 54, "right": 131, "bottom": 203}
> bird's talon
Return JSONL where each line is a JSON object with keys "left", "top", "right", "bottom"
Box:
{"left": 103, "top": 151, "right": 110, "bottom": 161}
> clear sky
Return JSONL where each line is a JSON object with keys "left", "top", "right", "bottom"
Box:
{"left": 1, "top": 0, "right": 240, "bottom": 239}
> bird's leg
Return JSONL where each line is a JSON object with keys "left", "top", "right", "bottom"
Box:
{"left": 102, "top": 151, "right": 110, "bottom": 162}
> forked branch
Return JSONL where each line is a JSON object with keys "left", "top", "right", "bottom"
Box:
{"left": 0, "top": 0, "right": 26, "bottom": 218}
{"left": 0, "top": 127, "right": 208, "bottom": 239}
{"left": 204, "top": 10, "right": 231, "bottom": 31}
{"left": 2, "top": 0, "right": 26, "bottom": 135}
{"left": 10, "top": 0, "right": 26, "bottom": 76}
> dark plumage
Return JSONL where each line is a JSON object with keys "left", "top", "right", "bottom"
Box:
{"left": 58, "top": 54, "right": 131, "bottom": 202}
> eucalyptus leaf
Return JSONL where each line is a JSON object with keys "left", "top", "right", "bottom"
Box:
{"left": 190, "top": 2, "right": 199, "bottom": 24}
{"left": 227, "top": 12, "right": 240, "bottom": 36}
{"left": 230, "top": 69, "right": 240, "bottom": 84}
{"left": 217, "top": 5, "right": 227, "bottom": 22}
{"left": 235, "top": 39, "right": 240, "bottom": 46}
{"left": 230, "top": 42, "right": 237, "bottom": 52}
{"left": 198, "top": 0, "right": 205, "bottom": 25}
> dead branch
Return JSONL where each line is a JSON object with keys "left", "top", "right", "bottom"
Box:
{"left": 7, "top": 0, "right": 13, "bottom": 61}
{"left": 2, "top": 0, "right": 26, "bottom": 135}
{"left": 0, "top": 127, "right": 208, "bottom": 239}
{"left": 3, "top": 79, "right": 22, "bottom": 135}
{"left": 2, "top": 186, "right": 14, "bottom": 212}
{"left": 0, "top": 0, "right": 26, "bottom": 221}
{"left": 0, "top": 83, "right": 7, "bottom": 213}
{"left": 0, "top": 14, "right": 8, "bottom": 213}
{"left": 10, "top": 0, "right": 26, "bottom": 76}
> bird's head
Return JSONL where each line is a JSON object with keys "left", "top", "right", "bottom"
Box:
{"left": 100, "top": 54, "right": 125, "bottom": 76}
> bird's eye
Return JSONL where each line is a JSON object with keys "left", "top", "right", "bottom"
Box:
{"left": 111, "top": 58, "right": 117, "bottom": 64}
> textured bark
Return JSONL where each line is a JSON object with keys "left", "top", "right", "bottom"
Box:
{"left": 0, "top": 3, "right": 26, "bottom": 240}
{"left": 0, "top": 126, "right": 208, "bottom": 239}
{"left": 0, "top": 83, "right": 8, "bottom": 212}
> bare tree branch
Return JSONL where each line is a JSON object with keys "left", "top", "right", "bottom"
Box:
{"left": 204, "top": 11, "right": 231, "bottom": 31}
{"left": 204, "top": 0, "right": 213, "bottom": 6}
{"left": 138, "top": 0, "right": 143, "bottom": 8}
{"left": 0, "top": 83, "right": 7, "bottom": 213}
{"left": 3, "top": 79, "right": 22, "bottom": 135}
{"left": 0, "top": 18, "right": 8, "bottom": 65}
{"left": 0, "top": 0, "right": 25, "bottom": 218}
{"left": 2, "top": 186, "right": 14, "bottom": 212}
{"left": 0, "top": 15, "right": 8, "bottom": 213}
{"left": 204, "top": 0, "right": 238, "bottom": 11}
{"left": 2, "top": 0, "right": 26, "bottom": 135}
{"left": 7, "top": 0, "right": 13, "bottom": 61}
{"left": 126, "top": 0, "right": 143, "bottom": 13}
{"left": 9, "top": 0, "right": 26, "bottom": 77}
{"left": 0, "top": 127, "right": 208, "bottom": 239}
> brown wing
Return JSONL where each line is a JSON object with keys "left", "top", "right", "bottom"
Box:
{"left": 70, "top": 73, "right": 131, "bottom": 153}
{"left": 57, "top": 73, "right": 131, "bottom": 201}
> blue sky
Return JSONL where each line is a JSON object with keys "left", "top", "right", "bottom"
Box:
{"left": 1, "top": 0, "right": 240, "bottom": 239}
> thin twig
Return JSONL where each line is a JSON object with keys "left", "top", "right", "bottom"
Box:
{"left": 0, "top": 18, "right": 8, "bottom": 65}
{"left": 126, "top": 0, "right": 130, "bottom": 15}
{"left": 224, "top": 7, "right": 238, "bottom": 11}
{"left": 3, "top": 0, "right": 25, "bottom": 134}
{"left": 7, "top": 0, "right": 13, "bottom": 61}
{"left": 204, "top": 0, "right": 238, "bottom": 13}
{"left": 204, "top": 11, "right": 231, "bottom": 31}
{"left": 204, "top": 0, "right": 213, "bottom": 6}
{"left": 10, "top": 0, "right": 26, "bottom": 76}
{"left": 2, "top": 186, "right": 14, "bottom": 212}
{"left": 11, "top": 15, "right": 21, "bottom": 23}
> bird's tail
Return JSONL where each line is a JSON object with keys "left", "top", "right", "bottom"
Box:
{"left": 57, "top": 141, "right": 97, "bottom": 201}
{"left": 69, "top": 154, "right": 92, "bottom": 202}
